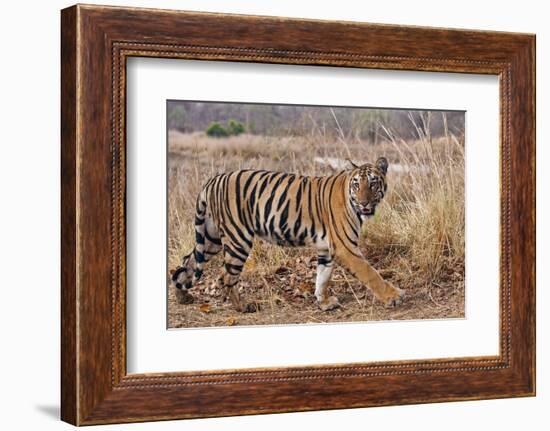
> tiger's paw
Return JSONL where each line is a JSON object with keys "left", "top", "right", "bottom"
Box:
{"left": 382, "top": 283, "right": 405, "bottom": 308}
{"left": 318, "top": 296, "right": 341, "bottom": 312}
{"left": 175, "top": 288, "right": 195, "bottom": 305}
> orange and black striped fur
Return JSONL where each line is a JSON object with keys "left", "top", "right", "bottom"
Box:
{"left": 171, "top": 157, "right": 404, "bottom": 312}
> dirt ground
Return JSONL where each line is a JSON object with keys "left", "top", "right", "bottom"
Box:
{"left": 167, "top": 244, "right": 464, "bottom": 329}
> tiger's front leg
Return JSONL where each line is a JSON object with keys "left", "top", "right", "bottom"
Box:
{"left": 336, "top": 249, "right": 405, "bottom": 307}
{"left": 314, "top": 251, "right": 340, "bottom": 311}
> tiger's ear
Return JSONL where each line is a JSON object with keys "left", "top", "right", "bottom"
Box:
{"left": 345, "top": 159, "right": 359, "bottom": 169}
{"left": 376, "top": 157, "right": 389, "bottom": 175}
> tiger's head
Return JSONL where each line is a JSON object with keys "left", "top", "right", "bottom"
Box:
{"left": 347, "top": 157, "right": 389, "bottom": 219}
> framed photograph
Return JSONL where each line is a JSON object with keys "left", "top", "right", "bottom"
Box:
{"left": 61, "top": 4, "right": 535, "bottom": 425}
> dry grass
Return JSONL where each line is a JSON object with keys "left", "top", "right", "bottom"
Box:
{"left": 167, "top": 122, "right": 465, "bottom": 328}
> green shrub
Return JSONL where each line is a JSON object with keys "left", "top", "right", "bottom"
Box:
{"left": 206, "top": 120, "right": 246, "bottom": 137}
{"left": 206, "top": 122, "right": 229, "bottom": 137}
{"left": 227, "top": 119, "right": 245, "bottom": 136}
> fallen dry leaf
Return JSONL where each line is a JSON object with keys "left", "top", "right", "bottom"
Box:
{"left": 199, "top": 304, "right": 211, "bottom": 313}
{"left": 226, "top": 317, "right": 237, "bottom": 326}
{"left": 298, "top": 281, "right": 314, "bottom": 294}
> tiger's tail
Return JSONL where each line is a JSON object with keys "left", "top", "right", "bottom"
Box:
{"left": 190, "top": 188, "right": 209, "bottom": 284}
{"left": 171, "top": 188, "right": 209, "bottom": 291}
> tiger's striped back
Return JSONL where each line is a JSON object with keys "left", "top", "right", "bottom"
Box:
{"left": 201, "top": 170, "right": 356, "bottom": 250}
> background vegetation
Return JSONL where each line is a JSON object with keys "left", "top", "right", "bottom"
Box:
{"left": 167, "top": 101, "right": 465, "bottom": 328}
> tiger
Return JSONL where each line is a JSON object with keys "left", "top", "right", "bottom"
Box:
{"left": 170, "top": 156, "right": 405, "bottom": 313}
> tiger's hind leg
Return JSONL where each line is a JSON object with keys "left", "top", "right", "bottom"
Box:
{"left": 314, "top": 250, "right": 340, "bottom": 311}
{"left": 221, "top": 239, "right": 257, "bottom": 313}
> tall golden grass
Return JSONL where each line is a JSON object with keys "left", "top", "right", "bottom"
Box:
{"left": 364, "top": 124, "right": 465, "bottom": 288}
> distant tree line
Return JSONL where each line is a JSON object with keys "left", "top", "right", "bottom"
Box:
{"left": 167, "top": 101, "right": 464, "bottom": 142}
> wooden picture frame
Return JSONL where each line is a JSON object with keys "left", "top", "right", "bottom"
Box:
{"left": 61, "top": 4, "right": 535, "bottom": 425}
